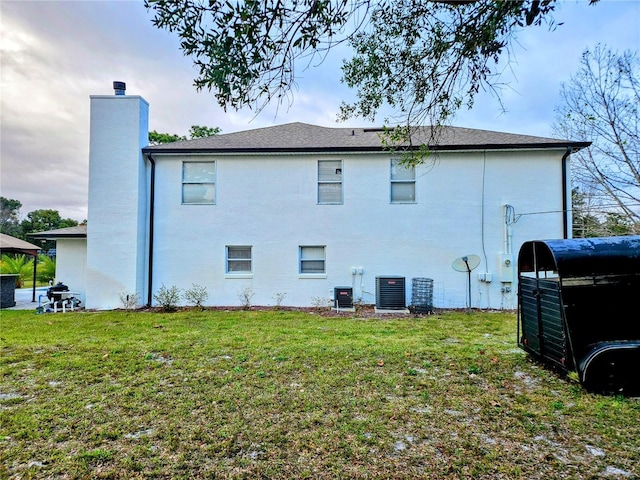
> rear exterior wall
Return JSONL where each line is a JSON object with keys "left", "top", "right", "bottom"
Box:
{"left": 148, "top": 149, "right": 566, "bottom": 309}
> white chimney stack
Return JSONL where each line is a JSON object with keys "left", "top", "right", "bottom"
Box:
{"left": 86, "top": 82, "right": 149, "bottom": 309}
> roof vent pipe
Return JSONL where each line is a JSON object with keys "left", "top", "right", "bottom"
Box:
{"left": 113, "top": 81, "right": 126, "bottom": 95}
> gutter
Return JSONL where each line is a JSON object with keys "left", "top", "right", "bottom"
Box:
{"left": 146, "top": 154, "right": 156, "bottom": 307}
{"left": 141, "top": 141, "right": 591, "bottom": 156}
{"left": 562, "top": 147, "right": 572, "bottom": 239}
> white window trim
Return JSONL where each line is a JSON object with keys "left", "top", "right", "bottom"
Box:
{"left": 182, "top": 161, "right": 216, "bottom": 205}
{"left": 390, "top": 159, "right": 416, "bottom": 204}
{"left": 299, "top": 245, "right": 326, "bottom": 277}
{"left": 317, "top": 160, "right": 343, "bottom": 205}
{"left": 225, "top": 245, "right": 252, "bottom": 276}
{"left": 225, "top": 273, "right": 253, "bottom": 279}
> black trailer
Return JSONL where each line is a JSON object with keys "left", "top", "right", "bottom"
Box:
{"left": 517, "top": 235, "right": 640, "bottom": 395}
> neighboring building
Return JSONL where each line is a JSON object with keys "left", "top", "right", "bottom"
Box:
{"left": 29, "top": 225, "right": 87, "bottom": 304}
{"left": 38, "top": 82, "right": 590, "bottom": 310}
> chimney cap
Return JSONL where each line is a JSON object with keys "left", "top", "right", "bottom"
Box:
{"left": 113, "top": 81, "right": 126, "bottom": 95}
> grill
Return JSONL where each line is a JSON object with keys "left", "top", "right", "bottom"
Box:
{"left": 47, "top": 282, "right": 69, "bottom": 302}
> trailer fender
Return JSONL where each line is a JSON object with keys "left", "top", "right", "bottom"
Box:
{"left": 579, "top": 342, "right": 640, "bottom": 395}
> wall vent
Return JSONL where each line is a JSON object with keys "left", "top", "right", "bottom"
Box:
{"left": 376, "top": 276, "right": 406, "bottom": 309}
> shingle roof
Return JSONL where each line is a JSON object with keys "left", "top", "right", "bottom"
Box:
{"left": 142, "top": 122, "right": 590, "bottom": 154}
{"left": 28, "top": 224, "right": 87, "bottom": 239}
{"left": 0, "top": 233, "right": 41, "bottom": 254}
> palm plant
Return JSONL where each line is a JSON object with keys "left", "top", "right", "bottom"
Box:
{"left": 0, "top": 254, "right": 34, "bottom": 287}
{"left": 36, "top": 255, "right": 56, "bottom": 284}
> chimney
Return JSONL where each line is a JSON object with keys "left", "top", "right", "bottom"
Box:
{"left": 113, "top": 81, "right": 126, "bottom": 95}
{"left": 87, "top": 83, "right": 149, "bottom": 309}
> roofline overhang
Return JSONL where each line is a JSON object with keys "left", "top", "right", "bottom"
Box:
{"left": 0, "top": 247, "right": 41, "bottom": 255}
{"left": 28, "top": 233, "right": 87, "bottom": 240}
{"left": 142, "top": 142, "right": 591, "bottom": 156}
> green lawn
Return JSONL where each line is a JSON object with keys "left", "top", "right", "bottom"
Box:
{"left": 1, "top": 308, "right": 638, "bottom": 479}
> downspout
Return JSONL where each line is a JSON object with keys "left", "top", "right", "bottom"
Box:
{"left": 561, "top": 147, "right": 572, "bottom": 239}
{"left": 146, "top": 154, "right": 156, "bottom": 307}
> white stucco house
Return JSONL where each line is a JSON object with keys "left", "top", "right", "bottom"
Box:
{"left": 35, "top": 82, "right": 589, "bottom": 311}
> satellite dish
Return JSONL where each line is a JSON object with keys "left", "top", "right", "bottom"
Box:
{"left": 452, "top": 254, "right": 481, "bottom": 273}
{"left": 452, "top": 254, "right": 481, "bottom": 313}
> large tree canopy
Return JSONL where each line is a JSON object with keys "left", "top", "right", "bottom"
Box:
{"left": 554, "top": 44, "right": 639, "bottom": 235}
{"left": 20, "top": 209, "right": 79, "bottom": 251}
{"left": 0, "top": 197, "right": 23, "bottom": 238}
{"left": 1, "top": 198, "right": 84, "bottom": 250}
{"left": 144, "top": 0, "right": 597, "bottom": 131}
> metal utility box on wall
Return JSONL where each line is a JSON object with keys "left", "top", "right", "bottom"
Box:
{"left": 334, "top": 287, "right": 353, "bottom": 308}
{"left": 517, "top": 235, "right": 640, "bottom": 395}
{"left": 376, "top": 276, "right": 406, "bottom": 310}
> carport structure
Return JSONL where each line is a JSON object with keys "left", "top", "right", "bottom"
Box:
{"left": 517, "top": 235, "right": 640, "bottom": 395}
{"left": 0, "top": 233, "right": 42, "bottom": 304}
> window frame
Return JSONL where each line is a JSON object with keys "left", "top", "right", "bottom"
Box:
{"left": 299, "top": 245, "right": 326, "bottom": 276}
{"left": 225, "top": 245, "right": 252, "bottom": 275}
{"left": 390, "top": 159, "right": 416, "bottom": 204}
{"left": 317, "top": 160, "right": 343, "bottom": 205}
{"left": 182, "top": 161, "right": 216, "bottom": 205}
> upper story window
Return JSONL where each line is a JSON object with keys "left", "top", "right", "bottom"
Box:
{"left": 318, "top": 160, "right": 343, "bottom": 204}
{"left": 390, "top": 159, "right": 415, "bottom": 203}
{"left": 182, "top": 161, "right": 215, "bottom": 204}
{"left": 299, "top": 246, "right": 326, "bottom": 274}
{"left": 226, "top": 246, "right": 252, "bottom": 273}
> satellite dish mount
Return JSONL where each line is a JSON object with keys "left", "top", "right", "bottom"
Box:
{"left": 452, "top": 254, "right": 481, "bottom": 313}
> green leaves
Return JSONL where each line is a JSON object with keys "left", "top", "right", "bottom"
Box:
{"left": 341, "top": 0, "right": 558, "bottom": 128}
{"left": 146, "top": 0, "right": 562, "bottom": 130}
{"left": 148, "top": 130, "right": 187, "bottom": 145}
{"left": 148, "top": 124, "right": 220, "bottom": 145}
{"left": 0, "top": 254, "right": 32, "bottom": 287}
{"left": 145, "top": 0, "right": 355, "bottom": 112}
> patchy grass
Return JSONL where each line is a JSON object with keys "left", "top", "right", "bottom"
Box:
{"left": 1, "top": 309, "right": 638, "bottom": 479}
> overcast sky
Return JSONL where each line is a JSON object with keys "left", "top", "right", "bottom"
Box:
{"left": 1, "top": 0, "right": 639, "bottom": 222}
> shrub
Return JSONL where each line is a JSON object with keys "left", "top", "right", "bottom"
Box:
{"left": 238, "top": 286, "right": 255, "bottom": 310}
{"left": 118, "top": 291, "right": 140, "bottom": 310}
{"left": 183, "top": 284, "right": 208, "bottom": 309}
{"left": 153, "top": 284, "right": 181, "bottom": 312}
{"left": 311, "top": 296, "right": 332, "bottom": 312}
{"left": 272, "top": 292, "right": 286, "bottom": 310}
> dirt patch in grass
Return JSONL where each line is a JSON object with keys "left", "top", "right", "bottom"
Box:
{"left": 1, "top": 309, "right": 637, "bottom": 479}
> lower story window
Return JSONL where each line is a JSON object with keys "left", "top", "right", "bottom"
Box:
{"left": 300, "top": 246, "right": 325, "bottom": 274}
{"left": 226, "top": 246, "right": 252, "bottom": 273}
